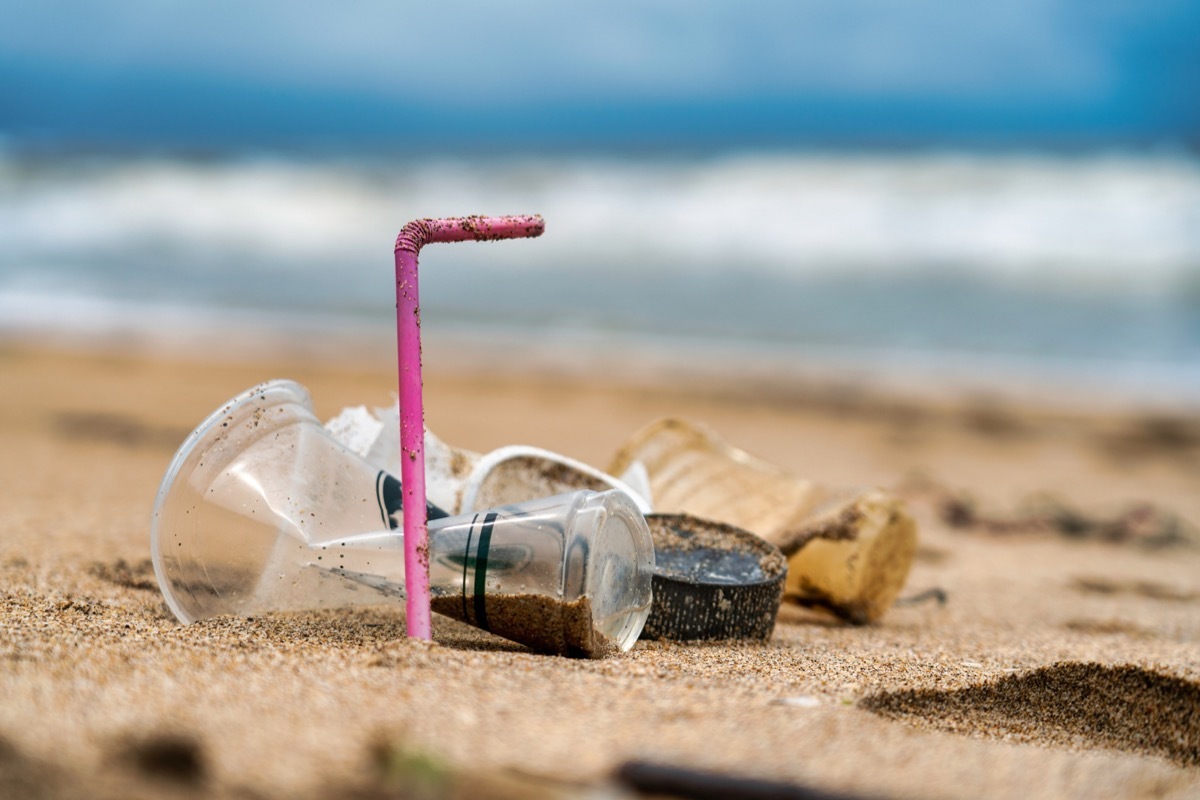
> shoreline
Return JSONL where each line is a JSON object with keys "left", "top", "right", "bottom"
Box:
{"left": 4, "top": 309, "right": 1200, "bottom": 415}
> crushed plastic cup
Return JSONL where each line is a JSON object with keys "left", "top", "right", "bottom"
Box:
{"left": 151, "top": 380, "right": 655, "bottom": 657}
{"left": 609, "top": 418, "right": 918, "bottom": 624}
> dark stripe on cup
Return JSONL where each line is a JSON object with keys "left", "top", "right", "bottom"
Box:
{"left": 375, "top": 472, "right": 393, "bottom": 529}
{"left": 376, "top": 470, "right": 450, "bottom": 524}
{"left": 473, "top": 512, "right": 499, "bottom": 632}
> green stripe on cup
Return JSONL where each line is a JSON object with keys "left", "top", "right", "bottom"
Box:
{"left": 473, "top": 512, "right": 498, "bottom": 631}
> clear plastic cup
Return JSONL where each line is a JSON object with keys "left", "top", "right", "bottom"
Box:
{"left": 323, "top": 490, "right": 654, "bottom": 657}
{"left": 151, "top": 380, "right": 655, "bottom": 656}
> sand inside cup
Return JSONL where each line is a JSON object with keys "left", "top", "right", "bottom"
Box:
{"left": 431, "top": 593, "right": 616, "bottom": 659}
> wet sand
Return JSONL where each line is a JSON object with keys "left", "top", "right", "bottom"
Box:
{"left": 1, "top": 342, "right": 1198, "bottom": 799}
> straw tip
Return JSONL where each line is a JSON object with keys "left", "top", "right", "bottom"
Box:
{"left": 521, "top": 214, "right": 547, "bottom": 237}
{"left": 458, "top": 214, "right": 545, "bottom": 242}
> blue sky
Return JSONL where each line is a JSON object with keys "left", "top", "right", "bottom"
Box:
{"left": 2, "top": 0, "right": 1198, "bottom": 149}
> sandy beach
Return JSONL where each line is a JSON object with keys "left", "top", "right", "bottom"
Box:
{"left": 1, "top": 341, "right": 1198, "bottom": 799}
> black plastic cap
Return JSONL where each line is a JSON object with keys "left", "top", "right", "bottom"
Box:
{"left": 640, "top": 514, "right": 787, "bottom": 642}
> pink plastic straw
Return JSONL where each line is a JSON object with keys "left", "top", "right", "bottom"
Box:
{"left": 394, "top": 214, "right": 545, "bottom": 640}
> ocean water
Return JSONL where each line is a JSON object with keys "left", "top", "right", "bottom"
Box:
{"left": 1, "top": 148, "right": 1198, "bottom": 404}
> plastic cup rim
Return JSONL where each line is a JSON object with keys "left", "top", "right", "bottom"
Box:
{"left": 150, "top": 378, "right": 314, "bottom": 624}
